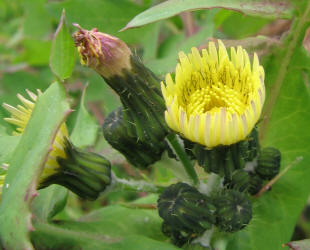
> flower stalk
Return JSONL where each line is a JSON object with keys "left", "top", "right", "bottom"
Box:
{"left": 166, "top": 133, "right": 199, "bottom": 185}
{"left": 112, "top": 173, "right": 165, "bottom": 193}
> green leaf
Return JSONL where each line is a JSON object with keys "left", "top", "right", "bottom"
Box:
{"left": 32, "top": 225, "right": 178, "bottom": 250}
{"left": 32, "top": 185, "right": 68, "bottom": 222}
{"left": 32, "top": 202, "right": 178, "bottom": 250}
{"left": 0, "top": 82, "right": 70, "bottom": 250}
{"left": 122, "top": 0, "right": 293, "bottom": 30}
{"left": 70, "top": 85, "right": 98, "bottom": 148}
{"left": 50, "top": 9, "right": 75, "bottom": 81}
{"left": 0, "top": 135, "right": 20, "bottom": 165}
{"left": 226, "top": 2, "right": 310, "bottom": 250}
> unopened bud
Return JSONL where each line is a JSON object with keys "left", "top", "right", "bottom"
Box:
{"left": 214, "top": 190, "right": 252, "bottom": 232}
{"left": 158, "top": 182, "right": 216, "bottom": 235}
{"left": 224, "top": 169, "right": 263, "bottom": 195}
{"left": 255, "top": 147, "right": 281, "bottom": 180}
{"left": 103, "top": 107, "right": 167, "bottom": 168}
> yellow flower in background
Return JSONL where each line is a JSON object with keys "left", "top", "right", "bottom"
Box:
{"left": 0, "top": 173, "right": 5, "bottom": 197}
{"left": 161, "top": 40, "right": 265, "bottom": 148}
{"left": 2, "top": 90, "right": 68, "bottom": 181}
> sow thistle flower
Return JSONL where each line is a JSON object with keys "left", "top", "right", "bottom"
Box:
{"left": 161, "top": 41, "right": 265, "bottom": 149}
{"left": 2, "top": 90, "right": 111, "bottom": 200}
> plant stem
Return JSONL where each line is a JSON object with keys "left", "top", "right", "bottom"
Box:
{"left": 166, "top": 133, "right": 199, "bottom": 185}
{"left": 112, "top": 173, "right": 165, "bottom": 193}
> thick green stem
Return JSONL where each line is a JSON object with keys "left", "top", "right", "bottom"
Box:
{"left": 112, "top": 173, "right": 165, "bottom": 193}
{"left": 166, "top": 133, "right": 199, "bottom": 185}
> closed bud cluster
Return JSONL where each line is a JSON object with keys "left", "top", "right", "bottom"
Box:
{"left": 74, "top": 25, "right": 169, "bottom": 169}
{"left": 40, "top": 139, "right": 111, "bottom": 200}
{"left": 158, "top": 182, "right": 254, "bottom": 247}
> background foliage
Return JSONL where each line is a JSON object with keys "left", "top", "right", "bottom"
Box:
{"left": 0, "top": 0, "right": 310, "bottom": 249}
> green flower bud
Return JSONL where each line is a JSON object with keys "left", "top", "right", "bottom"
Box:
{"left": 158, "top": 183, "right": 216, "bottom": 235}
{"left": 255, "top": 147, "right": 281, "bottom": 180}
{"left": 224, "top": 170, "right": 263, "bottom": 195}
{"left": 103, "top": 107, "right": 167, "bottom": 168}
{"left": 40, "top": 140, "right": 111, "bottom": 200}
{"left": 74, "top": 25, "right": 169, "bottom": 163}
{"left": 214, "top": 190, "right": 252, "bottom": 232}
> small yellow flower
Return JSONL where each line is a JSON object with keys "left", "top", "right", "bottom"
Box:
{"left": 3, "top": 90, "right": 68, "bottom": 181}
{"left": 161, "top": 41, "right": 265, "bottom": 148}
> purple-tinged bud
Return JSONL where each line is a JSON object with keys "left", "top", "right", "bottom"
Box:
{"left": 73, "top": 23, "right": 131, "bottom": 78}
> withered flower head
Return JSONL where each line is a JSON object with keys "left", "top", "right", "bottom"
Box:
{"left": 73, "top": 23, "right": 131, "bottom": 78}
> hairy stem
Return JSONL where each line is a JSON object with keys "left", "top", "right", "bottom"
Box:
{"left": 112, "top": 173, "right": 165, "bottom": 193}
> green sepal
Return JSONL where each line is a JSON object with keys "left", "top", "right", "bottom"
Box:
{"left": 193, "top": 127, "right": 261, "bottom": 179}
{"left": 194, "top": 143, "right": 244, "bottom": 178}
{"left": 103, "top": 107, "right": 168, "bottom": 169}
{"left": 158, "top": 183, "right": 216, "bottom": 235}
{"left": 40, "top": 139, "right": 111, "bottom": 200}
{"left": 255, "top": 147, "right": 281, "bottom": 180}
{"left": 213, "top": 189, "right": 252, "bottom": 233}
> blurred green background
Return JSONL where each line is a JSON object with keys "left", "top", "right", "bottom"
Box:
{"left": 1, "top": 0, "right": 310, "bottom": 249}
{"left": 0, "top": 0, "right": 292, "bottom": 218}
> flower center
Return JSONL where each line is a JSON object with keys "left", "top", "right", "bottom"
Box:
{"left": 178, "top": 59, "right": 254, "bottom": 116}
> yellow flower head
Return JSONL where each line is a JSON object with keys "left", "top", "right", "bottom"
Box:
{"left": 161, "top": 40, "right": 265, "bottom": 148}
{"left": 3, "top": 90, "right": 68, "bottom": 181}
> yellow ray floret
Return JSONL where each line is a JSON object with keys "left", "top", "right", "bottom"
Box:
{"left": 161, "top": 40, "right": 265, "bottom": 148}
{"left": 3, "top": 90, "right": 68, "bottom": 181}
